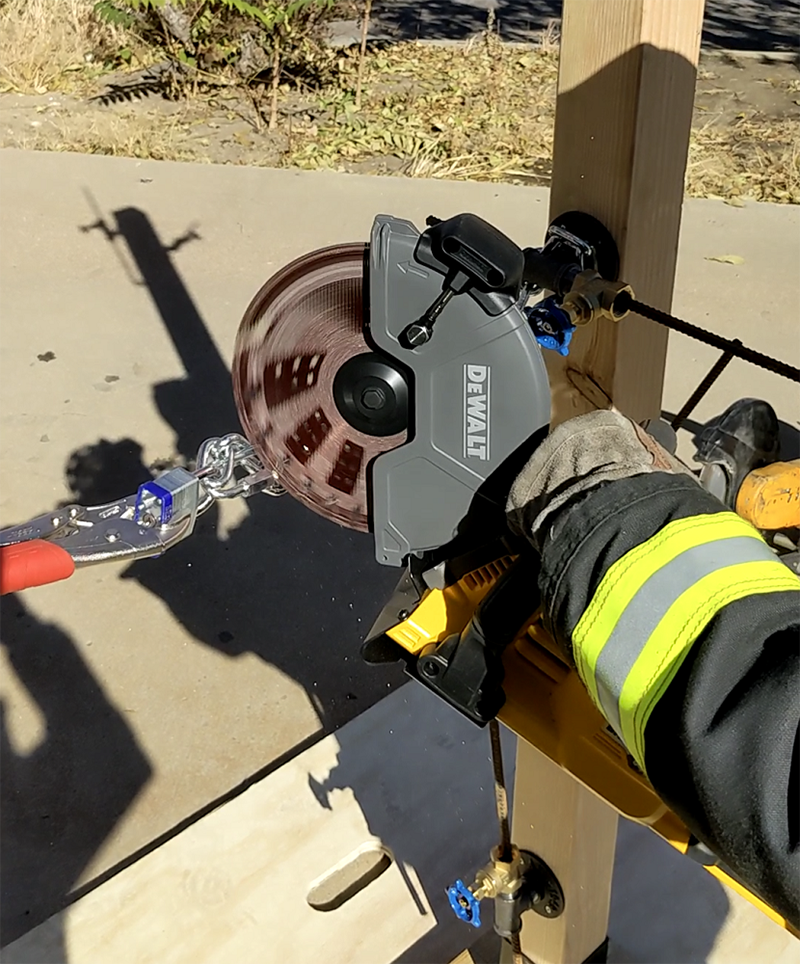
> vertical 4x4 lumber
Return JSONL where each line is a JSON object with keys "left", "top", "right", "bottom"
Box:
{"left": 510, "top": 3, "right": 705, "bottom": 963}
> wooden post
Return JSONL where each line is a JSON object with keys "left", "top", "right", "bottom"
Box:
{"left": 510, "top": 2, "right": 705, "bottom": 962}
{"left": 509, "top": 743, "right": 618, "bottom": 964}
{"left": 545, "top": 0, "right": 705, "bottom": 426}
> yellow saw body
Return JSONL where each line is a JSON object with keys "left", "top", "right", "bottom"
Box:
{"left": 736, "top": 460, "right": 800, "bottom": 529}
{"left": 386, "top": 551, "right": 797, "bottom": 935}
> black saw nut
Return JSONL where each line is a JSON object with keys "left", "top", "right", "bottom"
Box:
{"left": 333, "top": 352, "right": 410, "bottom": 438}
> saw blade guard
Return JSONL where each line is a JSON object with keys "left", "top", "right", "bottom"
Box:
{"left": 232, "top": 243, "right": 407, "bottom": 532}
{"left": 365, "top": 215, "right": 551, "bottom": 567}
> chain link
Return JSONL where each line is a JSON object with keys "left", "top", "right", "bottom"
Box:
{"left": 194, "top": 433, "right": 284, "bottom": 500}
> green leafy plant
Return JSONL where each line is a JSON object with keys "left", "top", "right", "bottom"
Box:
{"left": 94, "top": 0, "right": 335, "bottom": 115}
{"left": 94, "top": 0, "right": 138, "bottom": 29}
{"left": 95, "top": 0, "right": 280, "bottom": 28}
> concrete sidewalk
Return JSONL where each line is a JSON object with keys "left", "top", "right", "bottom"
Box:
{"left": 0, "top": 149, "right": 798, "bottom": 950}
{"left": 4, "top": 687, "right": 798, "bottom": 964}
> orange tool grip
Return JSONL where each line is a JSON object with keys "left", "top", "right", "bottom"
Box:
{"left": 736, "top": 460, "right": 800, "bottom": 530}
{"left": 0, "top": 540, "right": 76, "bottom": 594}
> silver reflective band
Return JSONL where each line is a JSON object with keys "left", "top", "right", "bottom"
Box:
{"left": 593, "top": 535, "right": 778, "bottom": 738}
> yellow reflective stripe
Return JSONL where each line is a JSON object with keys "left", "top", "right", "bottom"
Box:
{"left": 621, "top": 559, "right": 800, "bottom": 772}
{"left": 573, "top": 512, "right": 763, "bottom": 705}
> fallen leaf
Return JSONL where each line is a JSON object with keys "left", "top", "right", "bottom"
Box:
{"left": 705, "top": 254, "right": 745, "bottom": 264}
{"left": 724, "top": 197, "right": 745, "bottom": 207}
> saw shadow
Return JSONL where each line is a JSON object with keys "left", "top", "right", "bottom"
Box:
{"left": 55, "top": 201, "right": 485, "bottom": 949}
{"left": 72, "top": 204, "right": 405, "bottom": 741}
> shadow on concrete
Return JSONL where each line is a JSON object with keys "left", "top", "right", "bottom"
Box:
{"left": 5, "top": 204, "right": 404, "bottom": 916}
{"left": 607, "top": 819, "right": 730, "bottom": 964}
{"left": 701, "top": 0, "right": 799, "bottom": 53}
{"left": 51, "top": 206, "right": 516, "bottom": 961}
{"left": 72, "top": 205, "right": 405, "bottom": 734}
{"left": 359, "top": 0, "right": 561, "bottom": 45}
{"left": 306, "top": 688, "right": 517, "bottom": 964}
{"left": 344, "top": 0, "right": 799, "bottom": 51}
{"left": 1, "top": 203, "right": 403, "bottom": 950}
{"left": 0, "top": 595, "right": 151, "bottom": 952}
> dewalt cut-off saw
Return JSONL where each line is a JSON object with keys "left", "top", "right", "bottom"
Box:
{"left": 2, "top": 212, "right": 798, "bottom": 946}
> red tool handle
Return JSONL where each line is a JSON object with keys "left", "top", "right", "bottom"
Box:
{"left": 0, "top": 540, "right": 76, "bottom": 594}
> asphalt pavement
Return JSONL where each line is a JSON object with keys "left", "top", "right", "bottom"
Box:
{"left": 328, "top": 0, "right": 800, "bottom": 50}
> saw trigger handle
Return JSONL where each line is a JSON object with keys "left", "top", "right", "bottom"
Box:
{"left": 415, "top": 552, "right": 541, "bottom": 725}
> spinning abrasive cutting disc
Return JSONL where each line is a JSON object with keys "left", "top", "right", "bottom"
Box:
{"left": 233, "top": 243, "right": 409, "bottom": 532}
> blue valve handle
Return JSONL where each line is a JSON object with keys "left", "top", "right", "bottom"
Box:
{"left": 447, "top": 879, "right": 482, "bottom": 928}
{"left": 525, "top": 296, "right": 576, "bottom": 357}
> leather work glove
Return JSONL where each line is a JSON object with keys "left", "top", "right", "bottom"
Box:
{"left": 506, "top": 409, "right": 702, "bottom": 662}
{"left": 507, "top": 409, "right": 697, "bottom": 553}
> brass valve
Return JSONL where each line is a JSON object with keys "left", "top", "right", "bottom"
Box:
{"left": 472, "top": 844, "right": 526, "bottom": 901}
{"left": 561, "top": 269, "right": 634, "bottom": 327}
{"left": 451, "top": 845, "right": 565, "bottom": 938}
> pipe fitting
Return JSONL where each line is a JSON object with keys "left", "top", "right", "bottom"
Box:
{"left": 562, "top": 270, "right": 634, "bottom": 326}
{"left": 472, "top": 845, "right": 525, "bottom": 901}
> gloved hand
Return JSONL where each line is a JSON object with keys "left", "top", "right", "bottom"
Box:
{"left": 506, "top": 409, "right": 702, "bottom": 664}
{"left": 507, "top": 409, "right": 697, "bottom": 553}
{"left": 507, "top": 410, "right": 800, "bottom": 931}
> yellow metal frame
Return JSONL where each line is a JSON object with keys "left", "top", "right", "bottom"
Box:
{"left": 387, "top": 564, "right": 795, "bottom": 935}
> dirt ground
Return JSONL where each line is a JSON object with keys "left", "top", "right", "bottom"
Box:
{"left": 2, "top": 46, "right": 798, "bottom": 202}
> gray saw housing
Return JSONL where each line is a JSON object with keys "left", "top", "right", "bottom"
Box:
{"left": 365, "top": 215, "right": 551, "bottom": 567}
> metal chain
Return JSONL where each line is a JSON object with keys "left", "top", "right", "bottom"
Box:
{"left": 626, "top": 297, "right": 800, "bottom": 383}
{"left": 194, "top": 433, "right": 284, "bottom": 500}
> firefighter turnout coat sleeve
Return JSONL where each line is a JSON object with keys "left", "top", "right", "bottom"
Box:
{"left": 536, "top": 470, "right": 799, "bottom": 927}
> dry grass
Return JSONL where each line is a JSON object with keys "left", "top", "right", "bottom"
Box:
{"left": 287, "top": 37, "right": 799, "bottom": 204}
{"left": 688, "top": 116, "right": 800, "bottom": 204}
{"left": 288, "top": 34, "right": 560, "bottom": 184}
{"left": 1, "top": 12, "right": 797, "bottom": 205}
{"left": 0, "top": 0, "right": 124, "bottom": 93}
{"left": 8, "top": 108, "right": 206, "bottom": 162}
